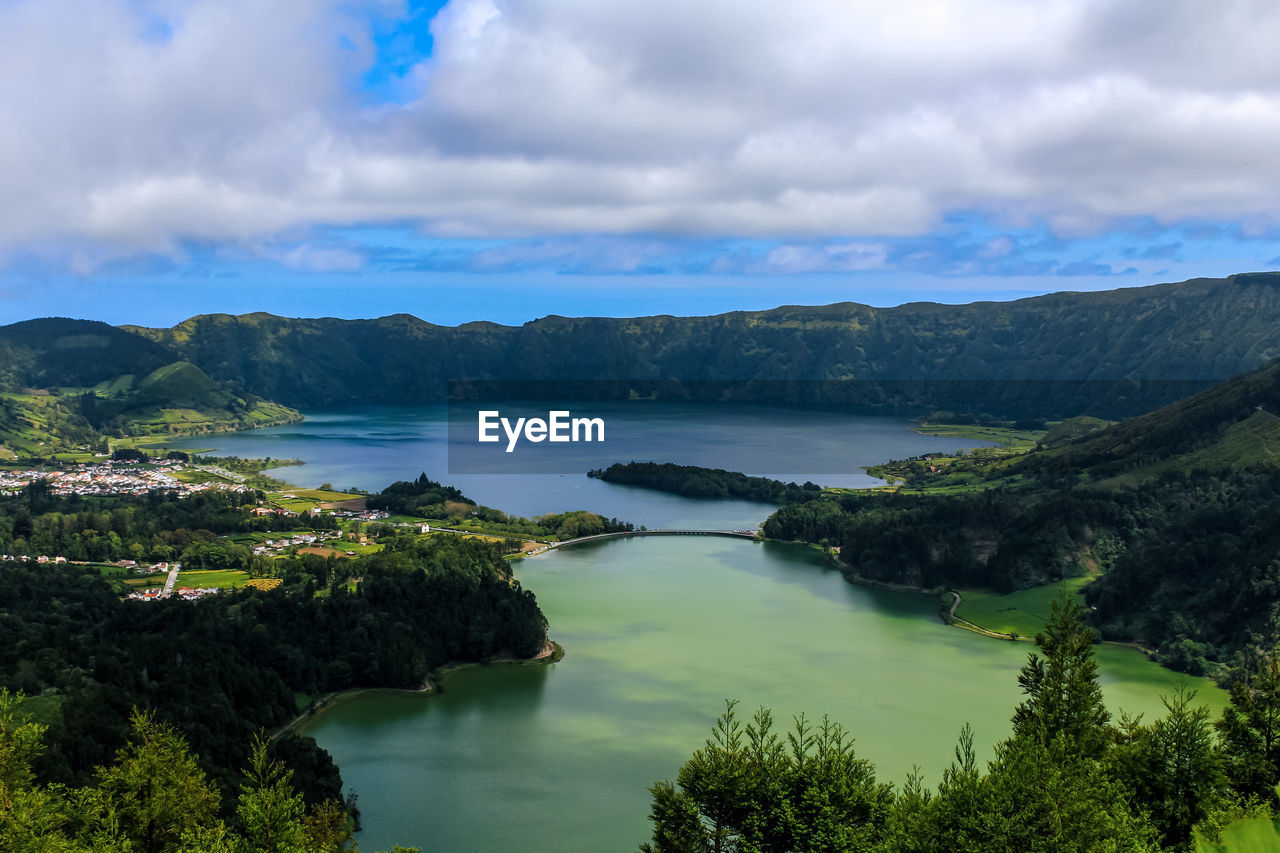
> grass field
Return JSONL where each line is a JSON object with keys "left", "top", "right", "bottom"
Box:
{"left": 296, "top": 546, "right": 350, "bottom": 558}
{"left": 276, "top": 488, "right": 363, "bottom": 502}
{"left": 120, "top": 577, "right": 165, "bottom": 590}
{"left": 171, "top": 468, "right": 239, "bottom": 485}
{"left": 913, "top": 423, "right": 1046, "bottom": 450}
{"left": 956, "top": 577, "right": 1092, "bottom": 638}
{"left": 174, "top": 569, "right": 251, "bottom": 589}
{"left": 13, "top": 691, "right": 63, "bottom": 727}
{"left": 334, "top": 541, "right": 383, "bottom": 555}
{"left": 271, "top": 488, "right": 365, "bottom": 513}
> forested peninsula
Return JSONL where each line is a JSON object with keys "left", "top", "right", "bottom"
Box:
{"left": 588, "top": 461, "right": 822, "bottom": 503}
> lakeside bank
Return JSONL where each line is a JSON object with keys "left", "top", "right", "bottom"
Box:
{"left": 273, "top": 640, "right": 565, "bottom": 741}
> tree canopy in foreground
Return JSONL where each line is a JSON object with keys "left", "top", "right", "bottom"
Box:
{"left": 641, "top": 599, "right": 1279, "bottom": 853}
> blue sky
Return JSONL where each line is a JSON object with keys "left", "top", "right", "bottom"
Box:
{"left": 3, "top": 0, "right": 1280, "bottom": 327}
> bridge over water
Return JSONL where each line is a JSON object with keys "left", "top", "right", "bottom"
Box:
{"left": 527, "top": 528, "right": 759, "bottom": 555}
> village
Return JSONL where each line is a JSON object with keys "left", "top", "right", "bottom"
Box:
{"left": 0, "top": 464, "right": 458, "bottom": 605}
{"left": 0, "top": 459, "right": 250, "bottom": 498}
{"left": 0, "top": 457, "right": 568, "bottom": 612}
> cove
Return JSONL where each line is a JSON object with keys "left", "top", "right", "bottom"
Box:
{"left": 300, "top": 535, "right": 1226, "bottom": 853}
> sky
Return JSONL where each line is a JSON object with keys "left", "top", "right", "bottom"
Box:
{"left": 4, "top": 0, "right": 1280, "bottom": 327}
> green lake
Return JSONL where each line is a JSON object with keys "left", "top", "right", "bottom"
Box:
{"left": 301, "top": 535, "right": 1225, "bottom": 853}
{"left": 189, "top": 406, "right": 1226, "bottom": 851}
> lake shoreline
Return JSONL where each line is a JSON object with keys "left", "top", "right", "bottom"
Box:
{"left": 805, "top": 539, "right": 1159, "bottom": 657}
{"left": 272, "top": 639, "right": 565, "bottom": 740}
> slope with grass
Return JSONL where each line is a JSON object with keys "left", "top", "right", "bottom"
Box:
{"left": 954, "top": 577, "right": 1092, "bottom": 639}
{"left": 0, "top": 363, "right": 301, "bottom": 460}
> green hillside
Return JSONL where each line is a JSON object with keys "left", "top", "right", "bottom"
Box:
{"left": 122, "top": 272, "right": 1280, "bottom": 418}
{"left": 0, "top": 345, "right": 300, "bottom": 457}
{"left": 81, "top": 360, "right": 301, "bottom": 442}
{"left": 1020, "top": 358, "right": 1280, "bottom": 481}
{"left": 0, "top": 317, "right": 174, "bottom": 388}
{"left": 0, "top": 392, "right": 99, "bottom": 460}
{"left": 133, "top": 361, "right": 228, "bottom": 406}
{"left": 764, "top": 359, "right": 1280, "bottom": 678}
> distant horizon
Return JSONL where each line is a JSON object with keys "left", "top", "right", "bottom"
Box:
{"left": 7, "top": 268, "right": 1274, "bottom": 330}
{"left": 5, "top": 3, "right": 1280, "bottom": 329}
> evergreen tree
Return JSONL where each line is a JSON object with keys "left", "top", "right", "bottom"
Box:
{"left": 1011, "top": 596, "right": 1111, "bottom": 760}
{"left": 96, "top": 710, "right": 221, "bottom": 853}
{"left": 981, "top": 734, "right": 1158, "bottom": 852}
{"left": 1112, "top": 687, "right": 1225, "bottom": 850}
{"left": 1216, "top": 654, "right": 1280, "bottom": 804}
{"left": 640, "top": 701, "right": 890, "bottom": 853}
{"left": 234, "top": 734, "right": 309, "bottom": 853}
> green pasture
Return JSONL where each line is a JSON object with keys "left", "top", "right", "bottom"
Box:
{"left": 955, "top": 577, "right": 1092, "bottom": 638}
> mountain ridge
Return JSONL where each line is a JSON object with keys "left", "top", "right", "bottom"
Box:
{"left": 113, "top": 272, "right": 1280, "bottom": 416}
{"left": 7, "top": 271, "right": 1280, "bottom": 419}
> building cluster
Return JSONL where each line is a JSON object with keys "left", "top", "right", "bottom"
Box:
{"left": 1, "top": 554, "right": 68, "bottom": 564}
{"left": 330, "top": 508, "right": 390, "bottom": 521}
{"left": 122, "top": 560, "right": 178, "bottom": 574}
{"left": 250, "top": 506, "right": 388, "bottom": 523}
{"left": 251, "top": 531, "right": 342, "bottom": 556}
{"left": 250, "top": 506, "right": 300, "bottom": 517}
{"left": 127, "top": 586, "right": 219, "bottom": 602}
{"left": 0, "top": 462, "right": 250, "bottom": 498}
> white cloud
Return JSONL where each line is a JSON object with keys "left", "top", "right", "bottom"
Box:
{"left": 758, "top": 243, "right": 890, "bottom": 274}
{"left": 4, "top": 0, "right": 1280, "bottom": 270}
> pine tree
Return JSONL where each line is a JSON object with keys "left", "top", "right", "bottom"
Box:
{"left": 1011, "top": 595, "right": 1111, "bottom": 760}
{"left": 1217, "top": 653, "right": 1280, "bottom": 803}
{"left": 234, "top": 734, "right": 309, "bottom": 853}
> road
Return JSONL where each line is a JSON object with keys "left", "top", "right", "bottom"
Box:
{"left": 159, "top": 563, "right": 181, "bottom": 599}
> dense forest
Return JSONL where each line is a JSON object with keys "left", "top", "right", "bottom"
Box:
{"left": 765, "top": 469, "right": 1280, "bottom": 676}
{"left": 0, "top": 485, "right": 548, "bottom": 837}
{"left": 1, "top": 695, "right": 419, "bottom": 852}
{"left": 639, "top": 600, "right": 1280, "bottom": 852}
{"left": 4, "top": 273, "right": 1280, "bottom": 421}
{"left": 763, "top": 359, "right": 1280, "bottom": 679}
{"left": 589, "top": 461, "right": 822, "bottom": 504}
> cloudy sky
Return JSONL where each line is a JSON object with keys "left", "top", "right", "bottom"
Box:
{"left": 4, "top": 0, "right": 1280, "bottom": 326}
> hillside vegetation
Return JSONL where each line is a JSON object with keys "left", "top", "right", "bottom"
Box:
{"left": 3, "top": 274, "right": 1280, "bottom": 442}
{"left": 0, "top": 320, "right": 300, "bottom": 456}
{"left": 117, "top": 272, "right": 1280, "bottom": 417}
{"left": 764, "top": 358, "right": 1280, "bottom": 679}
{"left": 589, "top": 461, "right": 822, "bottom": 503}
